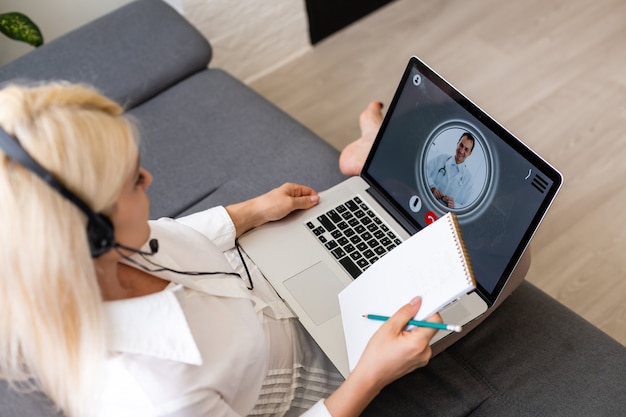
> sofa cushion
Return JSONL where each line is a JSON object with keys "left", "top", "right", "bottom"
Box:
{"left": 0, "top": 0, "right": 211, "bottom": 109}
{"left": 130, "top": 68, "right": 345, "bottom": 219}
{"left": 362, "top": 281, "right": 626, "bottom": 417}
{"left": 0, "top": 384, "right": 60, "bottom": 417}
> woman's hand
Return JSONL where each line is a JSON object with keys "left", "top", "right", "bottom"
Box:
{"left": 355, "top": 296, "right": 441, "bottom": 387}
{"left": 324, "top": 297, "right": 441, "bottom": 417}
{"left": 226, "top": 183, "right": 320, "bottom": 237}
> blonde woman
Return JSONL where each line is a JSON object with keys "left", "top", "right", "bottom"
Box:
{"left": 0, "top": 83, "right": 440, "bottom": 417}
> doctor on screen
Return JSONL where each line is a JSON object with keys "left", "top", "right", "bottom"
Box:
{"left": 427, "top": 132, "right": 475, "bottom": 209}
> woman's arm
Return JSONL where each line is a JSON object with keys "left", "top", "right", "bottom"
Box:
{"left": 225, "top": 183, "right": 320, "bottom": 238}
{"left": 321, "top": 297, "right": 440, "bottom": 417}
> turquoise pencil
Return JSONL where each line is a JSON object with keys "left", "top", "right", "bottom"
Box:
{"left": 363, "top": 314, "right": 463, "bottom": 333}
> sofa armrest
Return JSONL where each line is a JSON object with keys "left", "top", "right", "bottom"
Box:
{"left": 0, "top": 0, "right": 212, "bottom": 109}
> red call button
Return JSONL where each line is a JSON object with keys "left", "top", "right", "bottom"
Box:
{"left": 425, "top": 211, "right": 438, "bottom": 225}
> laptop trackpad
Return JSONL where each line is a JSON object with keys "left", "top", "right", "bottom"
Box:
{"left": 284, "top": 262, "right": 345, "bottom": 325}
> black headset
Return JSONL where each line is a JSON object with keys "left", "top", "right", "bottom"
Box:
{"left": 0, "top": 126, "right": 252, "bottom": 286}
{"left": 0, "top": 127, "right": 116, "bottom": 257}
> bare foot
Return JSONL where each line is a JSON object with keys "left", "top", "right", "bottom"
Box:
{"left": 339, "top": 101, "right": 384, "bottom": 176}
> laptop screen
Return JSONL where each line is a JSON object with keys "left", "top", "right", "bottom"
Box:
{"left": 363, "top": 56, "right": 562, "bottom": 305}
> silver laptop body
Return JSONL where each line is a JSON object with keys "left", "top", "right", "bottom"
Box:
{"left": 239, "top": 56, "right": 562, "bottom": 376}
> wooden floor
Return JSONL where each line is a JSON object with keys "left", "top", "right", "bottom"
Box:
{"left": 249, "top": 0, "right": 626, "bottom": 346}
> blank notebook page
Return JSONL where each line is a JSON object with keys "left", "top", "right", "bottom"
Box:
{"left": 338, "top": 212, "right": 475, "bottom": 371}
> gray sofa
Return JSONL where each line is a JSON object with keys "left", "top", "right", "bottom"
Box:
{"left": 1, "top": 1, "right": 624, "bottom": 416}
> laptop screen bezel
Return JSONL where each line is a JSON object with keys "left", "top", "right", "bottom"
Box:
{"left": 361, "top": 56, "right": 563, "bottom": 306}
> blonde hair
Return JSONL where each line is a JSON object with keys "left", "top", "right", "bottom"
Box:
{"left": 0, "top": 82, "right": 139, "bottom": 416}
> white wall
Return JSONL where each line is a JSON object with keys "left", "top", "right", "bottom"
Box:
{"left": 0, "top": 0, "right": 134, "bottom": 65}
{"left": 0, "top": 0, "right": 310, "bottom": 83}
{"left": 182, "top": 0, "right": 311, "bottom": 83}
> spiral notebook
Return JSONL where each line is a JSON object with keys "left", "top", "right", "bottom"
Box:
{"left": 338, "top": 213, "right": 475, "bottom": 371}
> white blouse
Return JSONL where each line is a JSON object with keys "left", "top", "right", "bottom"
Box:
{"left": 96, "top": 207, "right": 343, "bottom": 417}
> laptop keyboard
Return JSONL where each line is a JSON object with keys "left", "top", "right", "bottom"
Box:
{"left": 305, "top": 196, "right": 403, "bottom": 279}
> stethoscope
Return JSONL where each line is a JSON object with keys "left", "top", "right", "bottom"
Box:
{"left": 437, "top": 155, "right": 465, "bottom": 187}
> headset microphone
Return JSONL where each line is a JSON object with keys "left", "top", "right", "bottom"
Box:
{"left": 115, "top": 239, "right": 244, "bottom": 280}
{"left": 114, "top": 238, "right": 159, "bottom": 256}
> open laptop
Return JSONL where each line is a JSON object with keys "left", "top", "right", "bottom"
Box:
{"left": 239, "top": 56, "right": 563, "bottom": 376}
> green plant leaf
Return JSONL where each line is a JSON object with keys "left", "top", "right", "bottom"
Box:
{"left": 0, "top": 12, "right": 44, "bottom": 47}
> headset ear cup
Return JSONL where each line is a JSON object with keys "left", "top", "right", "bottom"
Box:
{"left": 0, "top": 129, "right": 118, "bottom": 257}
{"left": 87, "top": 214, "right": 115, "bottom": 257}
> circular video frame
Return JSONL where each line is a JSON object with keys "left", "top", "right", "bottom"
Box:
{"left": 418, "top": 120, "right": 494, "bottom": 215}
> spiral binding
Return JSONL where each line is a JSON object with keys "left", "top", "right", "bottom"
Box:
{"left": 447, "top": 213, "right": 477, "bottom": 288}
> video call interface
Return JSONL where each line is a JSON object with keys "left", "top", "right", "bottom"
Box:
{"left": 365, "top": 60, "right": 560, "bottom": 301}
